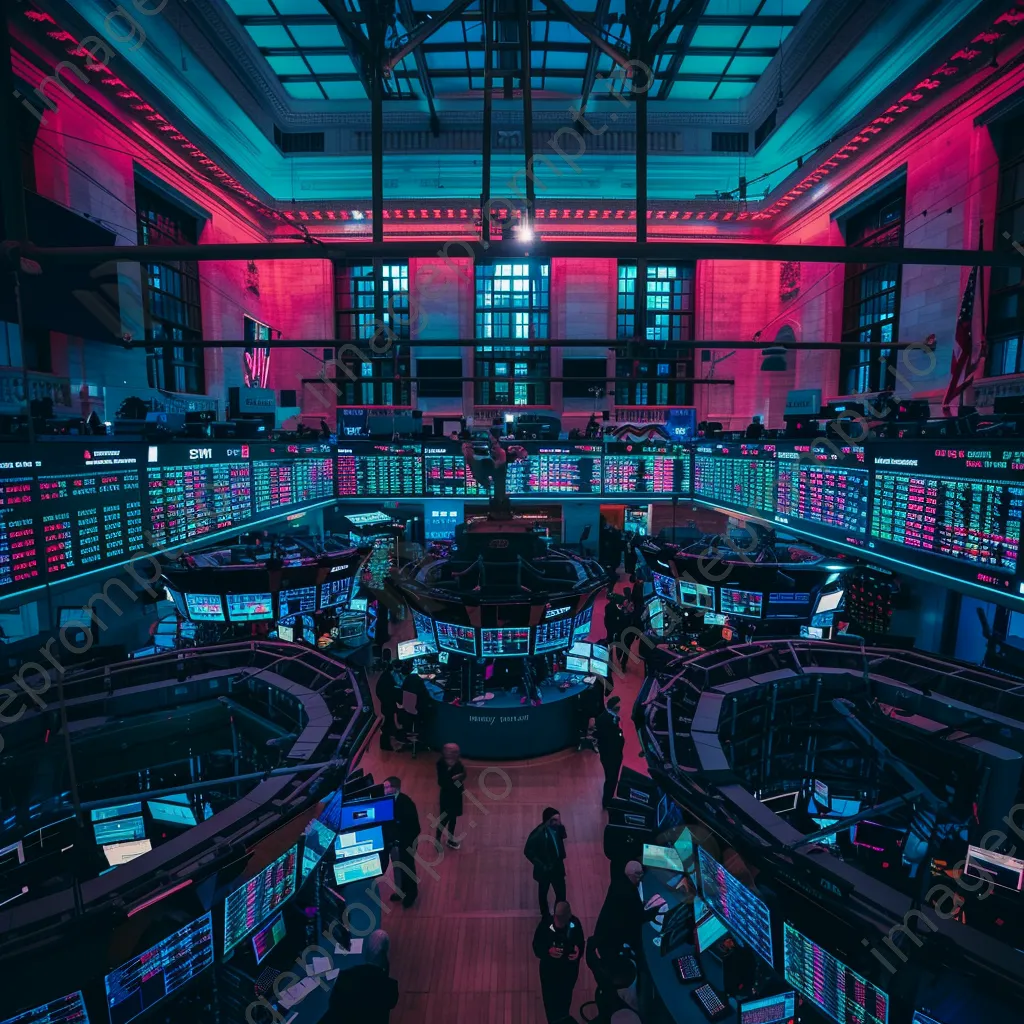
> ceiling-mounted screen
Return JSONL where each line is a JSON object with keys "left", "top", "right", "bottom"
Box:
{"left": 279, "top": 586, "right": 315, "bottom": 617}
{"left": 603, "top": 442, "right": 691, "bottom": 495}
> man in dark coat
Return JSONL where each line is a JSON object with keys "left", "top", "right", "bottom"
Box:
{"left": 603, "top": 595, "right": 620, "bottom": 646}
{"left": 595, "top": 697, "right": 625, "bottom": 808}
{"left": 525, "top": 807, "right": 568, "bottom": 918}
{"left": 376, "top": 669, "right": 401, "bottom": 751}
{"left": 435, "top": 742, "right": 466, "bottom": 849}
{"left": 383, "top": 777, "right": 420, "bottom": 907}
{"left": 532, "top": 901, "right": 585, "bottom": 1024}
{"left": 593, "top": 861, "right": 660, "bottom": 957}
{"left": 327, "top": 929, "right": 398, "bottom": 1024}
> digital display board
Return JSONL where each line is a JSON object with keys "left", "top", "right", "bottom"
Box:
{"left": 279, "top": 586, "right": 315, "bottom": 616}
{"left": 436, "top": 621, "right": 477, "bottom": 655}
{"left": 185, "top": 594, "right": 224, "bottom": 621}
{"left": 697, "top": 846, "right": 774, "bottom": 966}
{"left": 423, "top": 443, "right": 476, "bottom": 497}
{"left": 869, "top": 443, "right": 1024, "bottom": 600}
{"left": 505, "top": 444, "right": 602, "bottom": 495}
{"left": 252, "top": 912, "right": 286, "bottom": 965}
{"left": 534, "top": 616, "right": 574, "bottom": 654}
{"left": 739, "top": 992, "right": 796, "bottom": 1024}
{"left": 481, "top": 627, "right": 530, "bottom": 658}
{"left": 105, "top": 912, "right": 214, "bottom": 1024}
{"left": 572, "top": 606, "right": 593, "bottom": 642}
{"left": 694, "top": 442, "right": 776, "bottom": 519}
{"left": 1, "top": 991, "right": 90, "bottom": 1024}
{"left": 223, "top": 844, "right": 299, "bottom": 954}
{"left": 300, "top": 818, "right": 336, "bottom": 881}
{"left": 226, "top": 593, "right": 274, "bottom": 622}
{"left": 320, "top": 576, "right": 352, "bottom": 609}
{"left": 251, "top": 442, "right": 333, "bottom": 515}
{"left": 413, "top": 612, "right": 436, "bottom": 647}
{"left": 0, "top": 453, "right": 41, "bottom": 596}
{"left": 679, "top": 581, "right": 715, "bottom": 610}
{"left": 775, "top": 443, "right": 869, "bottom": 542}
{"left": 353, "top": 442, "right": 424, "bottom": 497}
{"left": 603, "top": 442, "right": 691, "bottom": 495}
{"left": 721, "top": 589, "right": 764, "bottom": 619}
{"left": 783, "top": 922, "right": 888, "bottom": 1024}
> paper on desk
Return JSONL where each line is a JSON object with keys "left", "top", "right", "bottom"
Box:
{"left": 310, "top": 956, "right": 332, "bottom": 975}
{"left": 326, "top": 969, "right": 340, "bottom": 981}
{"left": 334, "top": 938, "right": 363, "bottom": 955}
{"left": 278, "top": 977, "right": 318, "bottom": 1009}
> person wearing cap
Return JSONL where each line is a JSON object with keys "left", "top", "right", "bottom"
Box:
{"left": 524, "top": 807, "right": 568, "bottom": 918}
{"left": 532, "top": 900, "right": 585, "bottom": 1023}
{"left": 596, "top": 697, "right": 626, "bottom": 808}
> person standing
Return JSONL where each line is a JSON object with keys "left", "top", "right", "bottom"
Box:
{"left": 434, "top": 742, "right": 466, "bottom": 849}
{"left": 326, "top": 929, "right": 399, "bottom": 1024}
{"left": 623, "top": 536, "right": 637, "bottom": 577}
{"left": 596, "top": 697, "right": 625, "bottom": 808}
{"left": 376, "top": 667, "right": 401, "bottom": 751}
{"left": 525, "top": 807, "right": 568, "bottom": 918}
{"left": 603, "top": 594, "right": 620, "bottom": 646}
{"left": 593, "top": 861, "right": 661, "bottom": 957}
{"left": 383, "top": 777, "right": 420, "bottom": 907}
{"left": 532, "top": 900, "right": 585, "bottom": 1024}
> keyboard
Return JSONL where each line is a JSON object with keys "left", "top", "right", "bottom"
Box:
{"left": 675, "top": 954, "right": 702, "bottom": 981}
{"left": 692, "top": 983, "right": 729, "bottom": 1021}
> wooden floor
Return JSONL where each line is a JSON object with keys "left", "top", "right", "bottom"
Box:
{"left": 362, "top": 579, "right": 648, "bottom": 1024}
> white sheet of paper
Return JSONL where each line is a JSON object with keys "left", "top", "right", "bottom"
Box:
{"left": 326, "top": 969, "right": 340, "bottom": 981}
{"left": 278, "top": 977, "right": 317, "bottom": 1009}
{"left": 311, "top": 956, "right": 332, "bottom": 975}
{"left": 335, "top": 938, "right": 363, "bottom": 955}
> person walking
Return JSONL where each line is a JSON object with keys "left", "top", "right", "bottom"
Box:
{"left": 596, "top": 696, "right": 625, "bottom": 808}
{"left": 434, "top": 742, "right": 466, "bottom": 849}
{"left": 533, "top": 900, "right": 585, "bottom": 1024}
{"left": 525, "top": 807, "right": 568, "bottom": 918}
{"left": 326, "top": 929, "right": 399, "bottom": 1024}
{"left": 383, "top": 777, "right": 420, "bottom": 907}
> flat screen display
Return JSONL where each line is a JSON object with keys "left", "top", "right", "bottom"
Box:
{"left": 0, "top": 991, "right": 90, "bottom": 1024}
{"left": 334, "top": 852, "right": 383, "bottom": 886}
{"left": 223, "top": 844, "right": 299, "bottom": 954}
{"left": 652, "top": 572, "right": 677, "bottom": 602}
{"left": 720, "top": 588, "right": 763, "bottom": 619}
{"left": 436, "top": 621, "right": 477, "bottom": 655}
{"left": 534, "top": 617, "right": 574, "bottom": 654}
{"left": 783, "top": 922, "right": 889, "bottom": 1024}
{"left": 301, "top": 819, "right": 337, "bottom": 881}
{"left": 565, "top": 655, "right": 589, "bottom": 673}
{"left": 277, "top": 623, "right": 295, "bottom": 642}
{"left": 679, "top": 581, "right": 715, "bottom": 610}
{"left": 102, "top": 840, "right": 152, "bottom": 867}
{"left": 252, "top": 912, "right": 286, "bottom": 965}
{"left": 105, "top": 912, "right": 214, "bottom": 1024}
{"left": 572, "top": 606, "right": 593, "bottom": 642}
{"left": 738, "top": 992, "right": 796, "bottom": 1024}
{"left": 695, "top": 911, "right": 729, "bottom": 952}
{"left": 642, "top": 843, "right": 684, "bottom": 871}
{"left": 481, "top": 628, "right": 530, "bottom": 658}
{"left": 814, "top": 590, "right": 844, "bottom": 615}
{"left": 279, "top": 586, "right": 315, "bottom": 616}
{"left": 226, "top": 593, "right": 274, "bottom": 621}
{"left": 964, "top": 845, "right": 1024, "bottom": 891}
{"left": 148, "top": 801, "right": 197, "bottom": 827}
{"left": 396, "top": 639, "right": 435, "bottom": 660}
{"left": 413, "top": 611, "right": 436, "bottom": 647}
{"left": 93, "top": 817, "right": 145, "bottom": 845}
{"left": 185, "top": 593, "right": 224, "bottom": 621}
{"left": 339, "top": 797, "right": 394, "bottom": 830}
{"left": 697, "top": 846, "right": 774, "bottom": 966}
{"left": 811, "top": 818, "right": 838, "bottom": 846}
{"left": 603, "top": 442, "right": 691, "bottom": 494}
{"left": 336, "top": 826, "right": 385, "bottom": 860}
{"left": 814, "top": 779, "right": 830, "bottom": 808}
{"left": 91, "top": 802, "right": 142, "bottom": 822}
{"left": 320, "top": 576, "right": 352, "bottom": 609}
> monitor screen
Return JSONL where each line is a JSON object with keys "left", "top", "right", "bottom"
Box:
{"left": 102, "top": 840, "right": 152, "bottom": 867}
{"left": 396, "top": 639, "right": 435, "bottom": 660}
{"left": 350, "top": 597, "right": 368, "bottom": 612}
{"left": 91, "top": 802, "right": 143, "bottom": 822}
{"left": 301, "top": 819, "right": 337, "bottom": 881}
{"left": 814, "top": 779, "right": 830, "bottom": 808}
{"left": 800, "top": 625, "right": 828, "bottom": 639}
{"left": 674, "top": 827, "right": 695, "bottom": 873}
{"left": 105, "top": 912, "right": 214, "bottom": 1024}
{"left": 572, "top": 606, "right": 593, "bottom": 642}
{"left": 225, "top": 593, "right": 274, "bottom": 622}
{"left": 695, "top": 911, "right": 729, "bottom": 952}
{"left": 148, "top": 801, "right": 197, "bottom": 827}
{"left": 565, "top": 655, "right": 589, "bottom": 673}
{"left": 1, "top": 991, "right": 90, "bottom": 1024}
{"left": 679, "top": 581, "right": 715, "bottom": 610}
{"left": 652, "top": 572, "right": 677, "bottom": 602}
{"left": 648, "top": 598, "right": 665, "bottom": 631}
{"left": 534, "top": 617, "right": 574, "bottom": 654}
{"left": 334, "top": 852, "right": 383, "bottom": 886}
{"left": 93, "top": 817, "right": 145, "bottom": 845}
{"left": 412, "top": 612, "right": 436, "bottom": 647}
{"left": 784, "top": 922, "right": 889, "bottom": 1024}
{"left": 339, "top": 797, "right": 395, "bottom": 830}
{"left": 811, "top": 818, "right": 838, "bottom": 846}
{"left": 589, "top": 657, "right": 610, "bottom": 677}
{"left": 223, "top": 844, "right": 299, "bottom": 954}
{"left": 481, "top": 628, "right": 530, "bottom": 658}
{"left": 592, "top": 643, "right": 608, "bottom": 662}
{"left": 814, "top": 590, "right": 844, "bottom": 615}
{"left": 436, "top": 621, "right": 477, "bottom": 655}
{"left": 738, "top": 992, "right": 796, "bottom": 1024}
{"left": 720, "top": 588, "right": 763, "bottom": 619}
{"left": 830, "top": 797, "right": 861, "bottom": 817}
{"left": 320, "top": 576, "right": 352, "bottom": 609}
{"left": 277, "top": 623, "right": 295, "bottom": 642}
{"left": 279, "top": 587, "right": 315, "bottom": 617}
{"left": 703, "top": 611, "right": 727, "bottom": 626}
{"left": 185, "top": 593, "right": 224, "bottom": 621}
{"left": 252, "top": 912, "right": 286, "bottom": 965}
{"left": 698, "top": 846, "right": 774, "bottom": 966}
{"left": 335, "top": 825, "right": 385, "bottom": 860}
{"left": 642, "top": 843, "right": 684, "bottom": 872}
{"left": 964, "top": 845, "right": 1024, "bottom": 891}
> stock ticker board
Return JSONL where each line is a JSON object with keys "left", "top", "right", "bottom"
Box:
{"left": 2, "top": 439, "right": 1023, "bottom": 608}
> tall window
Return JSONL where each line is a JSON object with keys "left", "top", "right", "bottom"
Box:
{"left": 136, "top": 183, "right": 204, "bottom": 393}
{"left": 615, "top": 262, "right": 695, "bottom": 406}
{"left": 332, "top": 262, "right": 410, "bottom": 406}
{"left": 474, "top": 261, "right": 550, "bottom": 405}
{"left": 987, "top": 114, "right": 1024, "bottom": 377}
{"left": 839, "top": 191, "right": 903, "bottom": 394}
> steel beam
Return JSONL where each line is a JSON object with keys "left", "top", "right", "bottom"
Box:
{"left": 385, "top": 0, "right": 477, "bottom": 73}
{"left": 579, "top": 0, "right": 611, "bottom": 112}
{"left": 536, "top": 0, "right": 631, "bottom": 72}
{"left": 320, "top": 0, "right": 374, "bottom": 98}
{"left": 368, "top": 1, "right": 385, "bottom": 244}
{"left": 519, "top": 0, "right": 535, "bottom": 224}
{"left": 481, "top": 0, "right": 494, "bottom": 241}
{"left": 396, "top": 0, "right": 440, "bottom": 129}
{"left": 656, "top": 0, "right": 709, "bottom": 101}
{"left": 23, "top": 241, "right": 1023, "bottom": 269}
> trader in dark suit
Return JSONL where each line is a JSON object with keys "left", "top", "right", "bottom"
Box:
{"left": 533, "top": 901, "right": 585, "bottom": 1023}
{"left": 327, "top": 929, "right": 398, "bottom": 1024}
{"left": 525, "top": 807, "right": 568, "bottom": 918}
{"left": 435, "top": 742, "right": 466, "bottom": 849}
{"left": 596, "top": 697, "right": 625, "bottom": 808}
{"left": 383, "top": 777, "right": 420, "bottom": 907}
{"left": 593, "top": 861, "right": 660, "bottom": 957}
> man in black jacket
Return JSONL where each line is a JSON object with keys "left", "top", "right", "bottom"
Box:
{"left": 593, "top": 861, "right": 660, "bottom": 957}
{"left": 595, "top": 697, "right": 625, "bottom": 808}
{"left": 435, "top": 743, "right": 466, "bottom": 849}
{"left": 524, "top": 807, "right": 568, "bottom": 919}
{"left": 383, "top": 777, "right": 420, "bottom": 907}
{"left": 326, "top": 929, "right": 398, "bottom": 1024}
{"left": 532, "top": 901, "right": 585, "bottom": 1024}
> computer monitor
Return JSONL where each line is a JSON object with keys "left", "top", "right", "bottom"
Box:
{"left": 674, "top": 827, "right": 695, "bottom": 873}
{"left": 334, "top": 852, "right": 383, "bottom": 886}
{"left": 0, "top": 992, "right": 91, "bottom": 1024}
{"left": 396, "top": 639, "right": 435, "bottom": 660}
{"left": 148, "top": 800, "right": 198, "bottom": 827}
{"left": 738, "top": 992, "right": 796, "bottom": 1024}
{"left": 412, "top": 611, "right": 436, "bottom": 647}
{"left": 589, "top": 656, "right": 610, "bottom": 677}
{"left": 642, "top": 843, "right": 685, "bottom": 872}
{"left": 93, "top": 816, "right": 145, "bottom": 845}
{"left": 339, "top": 796, "right": 395, "bottom": 830}
{"left": 572, "top": 606, "right": 593, "bottom": 642}
{"left": 565, "top": 655, "right": 589, "bottom": 673}
{"left": 226, "top": 592, "right": 274, "bottom": 622}
{"left": 102, "top": 840, "right": 152, "bottom": 867}
{"left": 438, "top": 651, "right": 449, "bottom": 664}
{"left": 679, "top": 581, "right": 715, "bottom": 610}
{"left": 720, "top": 588, "right": 763, "bottom": 619}
{"left": 703, "top": 611, "right": 727, "bottom": 626}
{"left": 185, "top": 593, "right": 224, "bottom": 621}
{"left": 252, "top": 912, "right": 287, "bottom": 965}
{"left": 698, "top": 846, "right": 774, "bottom": 966}
{"left": 436, "top": 621, "right": 477, "bottom": 655}
{"left": 335, "top": 826, "right": 385, "bottom": 860}
{"left": 301, "top": 819, "right": 337, "bottom": 881}
{"left": 91, "top": 802, "right": 143, "bottom": 822}
{"left": 223, "top": 845, "right": 299, "bottom": 954}
{"left": 696, "top": 911, "right": 729, "bottom": 952}
{"left": 811, "top": 818, "right": 838, "bottom": 846}
{"left": 814, "top": 779, "right": 830, "bottom": 809}
{"left": 569, "top": 641, "right": 592, "bottom": 658}
{"left": 813, "top": 590, "right": 844, "bottom": 616}
{"left": 350, "top": 597, "right": 368, "bottom": 612}
{"left": 652, "top": 572, "right": 677, "bottom": 602}
{"left": 105, "top": 912, "right": 214, "bottom": 1024}
{"left": 277, "top": 622, "right": 295, "bottom": 642}
{"left": 964, "top": 845, "right": 1024, "bottom": 891}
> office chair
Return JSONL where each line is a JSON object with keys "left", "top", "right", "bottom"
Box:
{"left": 401, "top": 689, "right": 420, "bottom": 758}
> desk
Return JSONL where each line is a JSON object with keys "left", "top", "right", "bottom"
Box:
{"left": 421, "top": 677, "right": 588, "bottom": 759}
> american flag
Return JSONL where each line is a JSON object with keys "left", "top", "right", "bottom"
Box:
{"left": 942, "top": 267, "right": 978, "bottom": 409}
{"left": 243, "top": 346, "right": 272, "bottom": 388}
